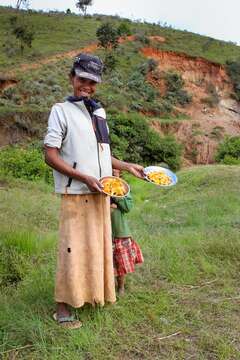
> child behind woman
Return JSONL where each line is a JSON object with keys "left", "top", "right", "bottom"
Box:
{"left": 111, "top": 169, "right": 144, "bottom": 295}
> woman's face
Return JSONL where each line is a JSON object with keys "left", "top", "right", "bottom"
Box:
{"left": 71, "top": 76, "right": 97, "bottom": 98}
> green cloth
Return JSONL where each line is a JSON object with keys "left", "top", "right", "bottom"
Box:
{"left": 111, "top": 194, "right": 133, "bottom": 238}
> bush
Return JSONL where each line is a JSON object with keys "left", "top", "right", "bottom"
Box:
{"left": 215, "top": 136, "right": 240, "bottom": 164}
{"left": 164, "top": 72, "right": 192, "bottom": 106}
{"left": 226, "top": 60, "right": 240, "bottom": 101}
{"left": 108, "top": 113, "right": 182, "bottom": 170}
{"left": 2, "top": 86, "right": 18, "bottom": 100}
{"left": 220, "top": 155, "right": 240, "bottom": 165}
{"left": 0, "top": 142, "right": 52, "bottom": 183}
{"left": 117, "top": 22, "right": 131, "bottom": 37}
{"left": 96, "top": 22, "right": 119, "bottom": 49}
{"left": 135, "top": 32, "right": 150, "bottom": 45}
{"left": 127, "top": 66, "right": 159, "bottom": 102}
{"left": 103, "top": 52, "right": 118, "bottom": 73}
{"left": 5, "top": 15, "right": 35, "bottom": 55}
{"left": 201, "top": 83, "right": 219, "bottom": 107}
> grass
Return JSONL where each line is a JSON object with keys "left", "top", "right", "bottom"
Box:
{"left": 1, "top": 165, "right": 240, "bottom": 358}
{"left": 1, "top": 6, "right": 240, "bottom": 70}
{"left": 0, "top": 7, "right": 101, "bottom": 69}
{"left": 1, "top": 6, "right": 240, "bottom": 121}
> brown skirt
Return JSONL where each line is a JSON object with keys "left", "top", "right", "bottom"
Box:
{"left": 55, "top": 193, "right": 116, "bottom": 308}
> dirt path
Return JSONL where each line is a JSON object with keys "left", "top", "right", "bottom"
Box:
{"left": 0, "top": 35, "right": 138, "bottom": 92}
{"left": 6, "top": 43, "right": 98, "bottom": 78}
{"left": 3, "top": 35, "right": 138, "bottom": 79}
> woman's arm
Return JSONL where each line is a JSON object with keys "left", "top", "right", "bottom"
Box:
{"left": 111, "top": 156, "right": 145, "bottom": 179}
{"left": 44, "top": 146, "right": 103, "bottom": 192}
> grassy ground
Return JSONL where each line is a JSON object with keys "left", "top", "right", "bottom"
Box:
{"left": 0, "top": 165, "right": 240, "bottom": 359}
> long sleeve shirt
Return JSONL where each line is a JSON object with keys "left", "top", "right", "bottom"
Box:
{"left": 111, "top": 194, "right": 133, "bottom": 238}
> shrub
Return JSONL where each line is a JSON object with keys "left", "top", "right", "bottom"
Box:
{"left": 164, "top": 72, "right": 192, "bottom": 106}
{"left": 127, "top": 67, "right": 159, "bottom": 102}
{"left": 135, "top": 32, "right": 150, "bottom": 45}
{"left": 103, "top": 52, "right": 118, "bottom": 73}
{"left": 220, "top": 155, "right": 240, "bottom": 165}
{"left": 108, "top": 113, "right": 182, "bottom": 170}
{"left": 2, "top": 86, "right": 18, "bottom": 100}
{"left": 0, "top": 142, "right": 52, "bottom": 183}
{"left": 226, "top": 60, "right": 240, "bottom": 101}
{"left": 215, "top": 136, "right": 240, "bottom": 164}
{"left": 117, "top": 22, "right": 131, "bottom": 37}
{"left": 5, "top": 15, "right": 35, "bottom": 55}
{"left": 108, "top": 75, "right": 123, "bottom": 87}
{"left": 201, "top": 83, "right": 219, "bottom": 107}
{"left": 96, "top": 22, "right": 119, "bottom": 49}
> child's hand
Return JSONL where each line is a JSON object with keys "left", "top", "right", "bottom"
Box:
{"left": 110, "top": 203, "right": 118, "bottom": 209}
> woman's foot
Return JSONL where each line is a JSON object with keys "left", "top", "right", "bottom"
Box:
{"left": 54, "top": 302, "right": 82, "bottom": 329}
{"left": 56, "top": 302, "right": 71, "bottom": 318}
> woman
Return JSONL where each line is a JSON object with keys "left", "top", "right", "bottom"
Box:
{"left": 44, "top": 53, "right": 144, "bottom": 329}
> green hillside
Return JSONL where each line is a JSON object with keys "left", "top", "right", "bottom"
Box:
{"left": 1, "top": 6, "right": 240, "bottom": 69}
{"left": 1, "top": 165, "right": 240, "bottom": 359}
{"left": 1, "top": 6, "right": 240, "bottom": 115}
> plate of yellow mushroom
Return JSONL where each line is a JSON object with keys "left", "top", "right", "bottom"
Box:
{"left": 100, "top": 176, "right": 130, "bottom": 198}
{"left": 144, "top": 166, "right": 178, "bottom": 187}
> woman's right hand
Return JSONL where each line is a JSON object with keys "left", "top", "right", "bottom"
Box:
{"left": 83, "top": 175, "right": 104, "bottom": 192}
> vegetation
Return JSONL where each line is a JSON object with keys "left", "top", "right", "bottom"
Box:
{"left": 1, "top": 6, "right": 240, "bottom": 69}
{"left": 0, "top": 142, "right": 52, "bottom": 182}
{"left": 109, "top": 113, "right": 182, "bottom": 170}
{"left": 226, "top": 60, "right": 240, "bottom": 101}
{"left": 0, "top": 116, "right": 181, "bottom": 183}
{"left": 164, "top": 71, "right": 192, "bottom": 106}
{"left": 0, "top": 6, "right": 239, "bottom": 120}
{"left": 1, "top": 166, "right": 240, "bottom": 358}
{"left": 16, "top": 0, "right": 29, "bottom": 10}
{"left": 96, "top": 22, "right": 120, "bottom": 73}
{"left": 3, "top": 14, "right": 34, "bottom": 55}
{"left": 117, "top": 21, "right": 131, "bottom": 37}
{"left": 215, "top": 136, "right": 240, "bottom": 164}
{"left": 0, "top": 8, "right": 240, "bottom": 357}
{"left": 96, "top": 22, "right": 119, "bottom": 50}
{"left": 76, "top": 0, "right": 93, "bottom": 16}
{"left": 201, "top": 82, "right": 220, "bottom": 108}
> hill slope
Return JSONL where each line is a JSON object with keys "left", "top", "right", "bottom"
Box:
{"left": 0, "top": 6, "right": 240, "bottom": 165}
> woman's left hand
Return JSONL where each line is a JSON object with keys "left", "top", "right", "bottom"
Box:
{"left": 126, "top": 163, "right": 145, "bottom": 179}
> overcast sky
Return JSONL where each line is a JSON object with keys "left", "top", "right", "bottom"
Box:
{"left": 1, "top": 0, "right": 240, "bottom": 45}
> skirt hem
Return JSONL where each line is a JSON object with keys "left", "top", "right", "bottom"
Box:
{"left": 55, "top": 298, "right": 116, "bottom": 308}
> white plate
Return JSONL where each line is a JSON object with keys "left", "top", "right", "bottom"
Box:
{"left": 144, "top": 166, "right": 178, "bottom": 187}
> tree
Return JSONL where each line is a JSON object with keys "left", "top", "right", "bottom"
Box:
{"left": 117, "top": 22, "right": 131, "bottom": 37}
{"left": 96, "top": 22, "right": 119, "bottom": 50}
{"left": 16, "top": 0, "right": 29, "bottom": 10}
{"left": 96, "top": 23, "right": 120, "bottom": 75}
{"left": 4, "top": 16, "right": 35, "bottom": 55}
{"left": 76, "top": 0, "right": 93, "bottom": 16}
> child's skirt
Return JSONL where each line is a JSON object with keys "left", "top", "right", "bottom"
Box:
{"left": 113, "top": 237, "right": 144, "bottom": 276}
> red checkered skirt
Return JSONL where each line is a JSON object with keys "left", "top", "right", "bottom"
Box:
{"left": 113, "top": 237, "right": 144, "bottom": 276}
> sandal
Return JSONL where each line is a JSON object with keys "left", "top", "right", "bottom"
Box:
{"left": 53, "top": 312, "right": 82, "bottom": 329}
